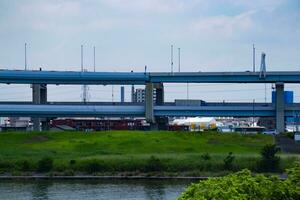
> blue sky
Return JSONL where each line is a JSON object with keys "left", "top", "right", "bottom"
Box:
{"left": 0, "top": 0, "right": 299, "bottom": 102}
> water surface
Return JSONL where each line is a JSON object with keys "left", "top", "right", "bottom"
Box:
{"left": 0, "top": 179, "right": 193, "bottom": 200}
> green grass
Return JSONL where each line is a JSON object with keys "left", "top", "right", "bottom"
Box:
{"left": 0, "top": 130, "right": 296, "bottom": 175}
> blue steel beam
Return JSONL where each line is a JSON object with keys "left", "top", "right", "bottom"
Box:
{"left": 0, "top": 70, "right": 148, "bottom": 85}
{"left": 149, "top": 71, "right": 300, "bottom": 83}
{"left": 0, "top": 104, "right": 299, "bottom": 117}
{"left": 1, "top": 70, "right": 300, "bottom": 84}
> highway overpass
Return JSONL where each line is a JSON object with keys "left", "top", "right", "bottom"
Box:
{"left": 0, "top": 69, "right": 299, "bottom": 132}
{"left": 0, "top": 70, "right": 300, "bottom": 84}
{"left": 0, "top": 103, "right": 299, "bottom": 118}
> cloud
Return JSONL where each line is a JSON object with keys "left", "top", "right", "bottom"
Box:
{"left": 100, "top": 0, "right": 191, "bottom": 13}
{"left": 188, "top": 11, "right": 255, "bottom": 39}
{"left": 228, "top": 0, "right": 285, "bottom": 11}
{"left": 20, "top": 1, "right": 81, "bottom": 18}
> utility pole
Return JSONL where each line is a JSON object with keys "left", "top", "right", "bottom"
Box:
{"left": 178, "top": 48, "right": 181, "bottom": 72}
{"left": 25, "top": 43, "right": 27, "bottom": 70}
{"left": 252, "top": 99, "right": 255, "bottom": 126}
{"left": 253, "top": 44, "right": 255, "bottom": 72}
{"left": 93, "top": 46, "right": 96, "bottom": 72}
{"left": 81, "top": 45, "right": 83, "bottom": 72}
{"left": 171, "top": 45, "right": 174, "bottom": 73}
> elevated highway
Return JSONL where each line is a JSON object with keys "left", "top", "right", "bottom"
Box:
{"left": 0, "top": 102, "right": 298, "bottom": 118}
{"left": 0, "top": 70, "right": 300, "bottom": 84}
{"left": 0, "top": 69, "right": 299, "bottom": 132}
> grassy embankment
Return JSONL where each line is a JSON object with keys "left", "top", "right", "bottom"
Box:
{"left": 0, "top": 131, "right": 298, "bottom": 176}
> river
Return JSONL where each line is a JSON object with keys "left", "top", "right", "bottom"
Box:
{"left": 0, "top": 179, "right": 194, "bottom": 200}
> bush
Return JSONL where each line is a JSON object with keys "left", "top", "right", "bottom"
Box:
{"left": 223, "top": 152, "right": 235, "bottom": 170}
{"left": 37, "top": 157, "right": 53, "bottom": 172}
{"left": 201, "top": 153, "right": 211, "bottom": 161}
{"left": 286, "top": 161, "right": 300, "bottom": 199}
{"left": 69, "top": 160, "right": 76, "bottom": 165}
{"left": 20, "top": 160, "right": 30, "bottom": 171}
{"left": 63, "top": 169, "right": 75, "bottom": 176}
{"left": 0, "top": 160, "right": 12, "bottom": 172}
{"left": 178, "top": 162, "right": 300, "bottom": 200}
{"left": 84, "top": 160, "right": 105, "bottom": 173}
{"left": 259, "top": 144, "right": 281, "bottom": 172}
{"left": 144, "top": 156, "right": 163, "bottom": 172}
{"left": 284, "top": 132, "right": 295, "bottom": 139}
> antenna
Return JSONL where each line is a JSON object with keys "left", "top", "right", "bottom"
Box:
{"left": 25, "top": 43, "right": 27, "bottom": 70}
{"left": 171, "top": 45, "right": 174, "bottom": 73}
{"left": 253, "top": 44, "right": 255, "bottom": 72}
{"left": 81, "top": 45, "right": 83, "bottom": 72}
{"left": 93, "top": 46, "right": 96, "bottom": 72}
{"left": 178, "top": 48, "right": 181, "bottom": 72}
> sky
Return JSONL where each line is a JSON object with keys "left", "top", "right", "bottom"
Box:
{"left": 0, "top": 0, "right": 299, "bottom": 102}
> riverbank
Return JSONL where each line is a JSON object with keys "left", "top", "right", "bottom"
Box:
{"left": 0, "top": 131, "right": 298, "bottom": 176}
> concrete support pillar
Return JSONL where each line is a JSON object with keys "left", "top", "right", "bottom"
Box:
{"left": 276, "top": 82, "right": 285, "bottom": 133}
{"left": 32, "top": 84, "right": 48, "bottom": 131}
{"left": 154, "top": 83, "right": 164, "bottom": 106}
{"left": 145, "top": 82, "right": 155, "bottom": 124}
{"left": 154, "top": 83, "right": 168, "bottom": 130}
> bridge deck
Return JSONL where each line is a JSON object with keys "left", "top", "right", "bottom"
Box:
{"left": 0, "top": 70, "right": 300, "bottom": 84}
{"left": 0, "top": 103, "right": 298, "bottom": 117}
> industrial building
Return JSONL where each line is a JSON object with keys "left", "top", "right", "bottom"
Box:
{"left": 133, "top": 88, "right": 157, "bottom": 103}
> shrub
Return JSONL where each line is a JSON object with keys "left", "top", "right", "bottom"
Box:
{"left": 63, "top": 169, "right": 75, "bottom": 176}
{"left": 84, "top": 160, "right": 105, "bottom": 173}
{"left": 286, "top": 161, "right": 300, "bottom": 199}
{"left": 20, "top": 160, "right": 30, "bottom": 171}
{"left": 178, "top": 161, "right": 300, "bottom": 200}
{"left": 0, "top": 160, "right": 12, "bottom": 171}
{"left": 223, "top": 152, "right": 235, "bottom": 170}
{"left": 69, "top": 160, "right": 76, "bottom": 165}
{"left": 259, "top": 144, "right": 281, "bottom": 172}
{"left": 37, "top": 157, "right": 53, "bottom": 172}
{"left": 144, "top": 156, "right": 163, "bottom": 172}
{"left": 201, "top": 153, "right": 211, "bottom": 161}
{"left": 284, "top": 132, "right": 295, "bottom": 139}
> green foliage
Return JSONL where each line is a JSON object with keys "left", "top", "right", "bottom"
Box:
{"left": 19, "top": 160, "right": 30, "bottom": 171}
{"left": 223, "top": 152, "right": 235, "bottom": 170}
{"left": 0, "top": 131, "right": 294, "bottom": 175}
{"left": 259, "top": 144, "right": 281, "bottom": 172}
{"left": 69, "top": 159, "right": 76, "bottom": 165}
{"left": 178, "top": 162, "right": 300, "bottom": 200}
{"left": 284, "top": 132, "right": 295, "bottom": 139}
{"left": 63, "top": 169, "right": 75, "bottom": 176}
{"left": 37, "top": 157, "right": 53, "bottom": 172}
{"left": 286, "top": 162, "right": 300, "bottom": 198}
{"left": 83, "top": 160, "right": 106, "bottom": 173}
{"left": 201, "top": 153, "right": 211, "bottom": 161}
{"left": 144, "top": 156, "right": 163, "bottom": 172}
{"left": 0, "top": 131, "right": 274, "bottom": 161}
